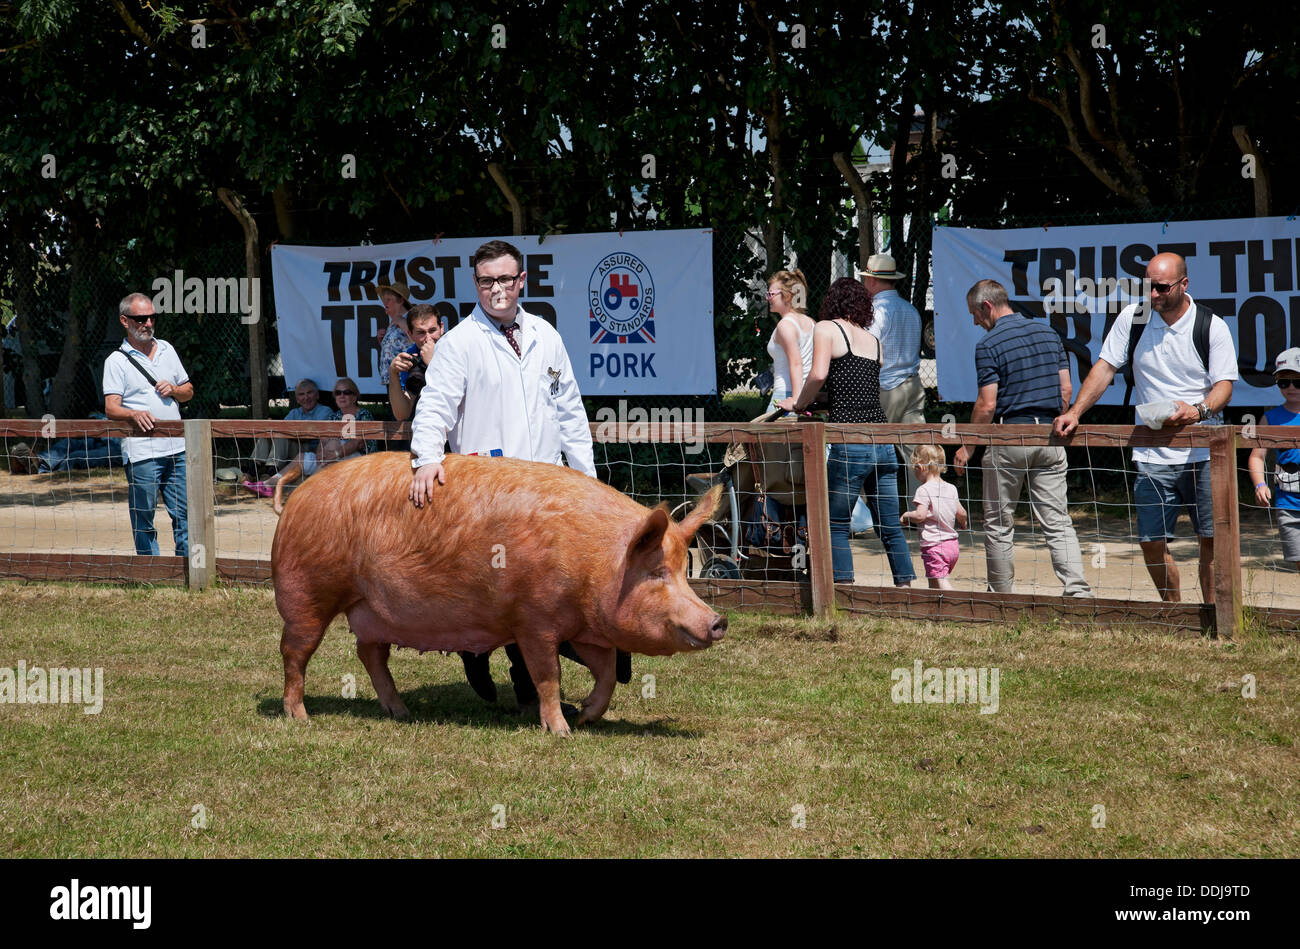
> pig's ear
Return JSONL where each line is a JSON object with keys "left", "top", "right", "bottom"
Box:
{"left": 628, "top": 505, "right": 671, "bottom": 564}
{"left": 678, "top": 484, "right": 723, "bottom": 542}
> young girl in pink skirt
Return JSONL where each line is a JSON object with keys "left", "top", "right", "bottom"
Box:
{"left": 899, "top": 445, "right": 968, "bottom": 590}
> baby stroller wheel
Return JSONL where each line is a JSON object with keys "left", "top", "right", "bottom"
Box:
{"left": 701, "top": 556, "right": 742, "bottom": 580}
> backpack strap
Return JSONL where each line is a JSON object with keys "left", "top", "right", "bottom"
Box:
{"left": 1121, "top": 310, "right": 1149, "bottom": 407}
{"left": 1122, "top": 304, "right": 1213, "bottom": 406}
{"left": 1193, "top": 303, "right": 1212, "bottom": 375}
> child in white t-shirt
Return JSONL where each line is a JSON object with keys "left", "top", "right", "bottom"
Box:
{"left": 899, "top": 445, "right": 968, "bottom": 589}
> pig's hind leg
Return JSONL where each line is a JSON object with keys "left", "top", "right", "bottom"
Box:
{"left": 568, "top": 641, "right": 617, "bottom": 726}
{"left": 282, "top": 616, "right": 329, "bottom": 721}
{"left": 357, "top": 641, "right": 410, "bottom": 720}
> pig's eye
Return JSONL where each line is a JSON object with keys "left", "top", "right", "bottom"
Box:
{"left": 651, "top": 568, "right": 670, "bottom": 582}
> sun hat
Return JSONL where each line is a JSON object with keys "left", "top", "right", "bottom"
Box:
{"left": 854, "top": 253, "right": 905, "bottom": 281}
{"left": 376, "top": 280, "right": 411, "bottom": 304}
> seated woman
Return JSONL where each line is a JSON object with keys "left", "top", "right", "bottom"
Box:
{"left": 244, "top": 378, "right": 375, "bottom": 513}
{"left": 777, "top": 278, "right": 915, "bottom": 587}
{"left": 764, "top": 268, "right": 815, "bottom": 416}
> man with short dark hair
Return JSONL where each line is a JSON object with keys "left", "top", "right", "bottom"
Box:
{"left": 102, "top": 292, "right": 194, "bottom": 557}
{"left": 387, "top": 304, "right": 443, "bottom": 422}
{"left": 1055, "top": 252, "right": 1236, "bottom": 603}
{"left": 409, "top": 241, "right": 609, "bottom": 712}
{"left": 954, "top": 279, "right": 1091, "bottom": 597}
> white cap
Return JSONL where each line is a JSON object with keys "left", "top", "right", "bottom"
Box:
{"left": 1275, "top": 348, "right": 1300, "bottom": 375}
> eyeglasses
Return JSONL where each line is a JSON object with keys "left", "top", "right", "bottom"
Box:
{"left": 475, "top": 274, "right": 521, "bottom": 290}
{"left": 1278, "top": 379, "right": 1300, "bottom": 389}
{"left": 1149, "top": 279, "right": 1184, "bottom": 293}
{"left": 128, "top": 313, "right": 157, "bottom": 323}
{"left": 333, "top": 389, "right": 357, "bottom": 396}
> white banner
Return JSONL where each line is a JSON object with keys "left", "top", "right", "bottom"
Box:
{"left": 270, "top": 229, "right": 716, "bottom": 396}
{"left": 933, "top": 216, "right": 1300, "bottom": 405}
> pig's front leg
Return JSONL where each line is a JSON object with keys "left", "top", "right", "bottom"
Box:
{"left": 512, "top": 638, "right": 570, "bottom": 736}
{"left": 568, "top": 641, "right": 616, "bottom": 726}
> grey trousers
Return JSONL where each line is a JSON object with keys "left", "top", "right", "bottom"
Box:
{"left": 982, "top": 444, "right": 1091, "bottom": 596}
{"left": 251, "top": 437, "right": 305, "bottom": 469}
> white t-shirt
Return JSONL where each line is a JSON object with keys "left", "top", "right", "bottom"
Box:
{"left": 102, "top": 339, "right": 189, "bottom": 463}
{"left": 913, "top": 479, "right": 960, "bottom": 546}
{"left": 1097, "top": 295, "right": 1237, "bottom": 465}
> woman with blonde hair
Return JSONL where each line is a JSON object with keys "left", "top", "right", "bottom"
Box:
{"left": 764, "top": 268, "right": 816, "bottom": 415}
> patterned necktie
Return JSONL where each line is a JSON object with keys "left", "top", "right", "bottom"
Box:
{"left": 501, "top": 321, "right": 521, "bottom": 358}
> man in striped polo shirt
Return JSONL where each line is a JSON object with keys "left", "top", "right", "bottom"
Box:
{"left": 953, "top": 279, "right": 1091, "bottom": 597}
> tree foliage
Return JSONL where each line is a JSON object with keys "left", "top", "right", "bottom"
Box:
{"left": 1, "top": 0, "right": 1295, "bottom": 414}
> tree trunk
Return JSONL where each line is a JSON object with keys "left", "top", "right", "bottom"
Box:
{"left": 273, "top": 181, "right": 297, "bottom": 240}
{"left": 834, "top": 151, "right": 873, "bottom": 271}
{"left": 11, "top": 226, "right": 46, "bottom": 418}
{"left": 909, "top": 110, "right": 938, "bottom": 313}
{"left": 218, "top": 188, "right": 267, "bottom": 419}
{"left": 49, "top": 214, "right": 95, "bottom": 418}
{"left": 888, "top": 87, "right": 916, "bottom": 293}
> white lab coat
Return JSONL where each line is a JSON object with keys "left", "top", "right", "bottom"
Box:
{"left": 410, "top": 304, "right": 596, "bottom": 476}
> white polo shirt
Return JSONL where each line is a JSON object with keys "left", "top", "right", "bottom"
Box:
{"left": 1098, "top": 295, "right": 1237, "bottom": 465}
{"left": 102, "top": 339, "right": 189, "bottom": 464}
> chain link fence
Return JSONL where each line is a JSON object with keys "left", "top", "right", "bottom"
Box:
{"left": 2, "top": 242, "right": 258, "bottom": 420}
{"left": 2, "top": 196, "right": 1252, "bottom": 429}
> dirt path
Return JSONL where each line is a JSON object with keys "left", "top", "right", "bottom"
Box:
{"left": 3, "top": 468, "right": 1298, "bottom": 611}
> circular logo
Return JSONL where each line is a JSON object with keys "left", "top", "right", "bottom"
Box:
{"left": 588, "top": 252, "right": 655, "bottom": 338}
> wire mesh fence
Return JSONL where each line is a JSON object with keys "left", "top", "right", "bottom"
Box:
{"left": 5, "top": 418, "right": 1299, "bottom": 637}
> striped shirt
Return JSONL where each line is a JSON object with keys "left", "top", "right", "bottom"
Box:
{"left": 975, "top": 313, "right": 1067, "bottom": 419}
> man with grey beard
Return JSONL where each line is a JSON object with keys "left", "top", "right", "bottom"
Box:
{"left": 102, "top": 292, "right": 194, "bottom": 557}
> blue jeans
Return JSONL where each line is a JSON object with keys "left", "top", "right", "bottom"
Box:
{"left": 125, "top": 452, "right": 188, "bottom": 557}
{"left": 38, "top": 434, "right": 122, "bottom": 473}
{"left": 827, "top": 443, "right": 915, "bottom": 585}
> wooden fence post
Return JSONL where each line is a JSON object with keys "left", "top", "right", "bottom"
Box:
{"left": 801, "top": 422, "right": 835, "bottom": 618}
{"left": 184, "top": 419, "right": 216, "bottom": 590}
{"left": 1209, "top": 426, "right": 1242, "bottom": 637}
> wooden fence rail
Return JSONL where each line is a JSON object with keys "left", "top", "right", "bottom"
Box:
{"left": 2, "top": 417, "right": 1291, "bottom": 638}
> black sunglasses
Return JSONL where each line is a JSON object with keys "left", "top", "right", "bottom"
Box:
{"left": 1150, "top": 279, "right": 1184, "bottom": 293}
{"left": 1278, "top": 379, "right": 1300, "bottom": 389}
{"left": 333, "top": 389, "right": 357, "bottom": 396}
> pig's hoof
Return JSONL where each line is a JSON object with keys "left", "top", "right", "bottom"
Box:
{"left": 540, "top": 715, "right": 572, "bottom": 737}
{"left": 284, "top": 700, "right": 310, "bottom": 721}
{"left": 576, "top": 707, "right": 605, "bottom": 726}
{"left": 385, "top": 701, "right": 411, "bottom": 721}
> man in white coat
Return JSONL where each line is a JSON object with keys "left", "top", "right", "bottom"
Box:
{"left": 409, "top": 239, "right": 601, "bottom": 709}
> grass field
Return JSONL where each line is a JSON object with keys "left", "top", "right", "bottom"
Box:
{"left": 0, "top": 582, "right": 1296, "bottom": 858}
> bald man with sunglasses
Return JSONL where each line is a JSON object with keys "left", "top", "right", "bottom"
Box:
{"left": 1054, "top": 253, "right": 1236, "bottom": 603}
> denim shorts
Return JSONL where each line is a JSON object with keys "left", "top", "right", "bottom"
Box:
{"left": 1134, "top": 460, "right": 1213, "bottom": 541}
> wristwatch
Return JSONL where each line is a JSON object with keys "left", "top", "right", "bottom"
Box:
{"left": 1196, "top": 401, "right": 1210, "bottom": 421}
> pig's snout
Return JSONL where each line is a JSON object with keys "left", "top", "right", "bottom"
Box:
{"left": 678, "top": 612, "right": 727, "bottom": 651}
